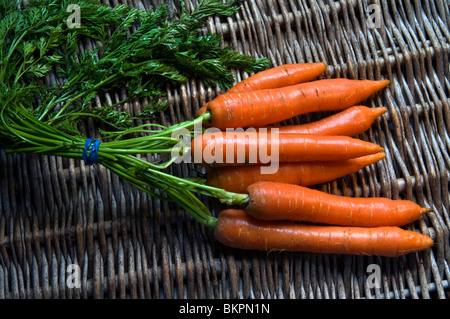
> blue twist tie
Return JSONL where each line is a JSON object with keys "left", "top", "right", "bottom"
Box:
{"left": 82, "top": 138, "right": 101, "bottom": 165}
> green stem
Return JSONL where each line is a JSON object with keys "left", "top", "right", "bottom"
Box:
{"left": 101, "top": 155, "right": 218, "bottom": 228}
{"left": 0, "top": 30, "right": 28, "bottom": 83}
{"left": 38, "top": 86, "right": 78, "bottom": 121}
{"left": 116, "top": 153, "right": 249, "bottom": 205}
{"left": 49, "top": 73, "right": 120, "bottom": 122}
{"left": 2, "top": 104, "right": 237, "bottom": 228}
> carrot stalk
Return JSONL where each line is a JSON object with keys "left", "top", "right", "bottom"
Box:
{"left": 245, "top": 182, "right": 432, "bottom": 227}
{"left": 205, "top": 78, "right": 390, "bottom": 129}
{"left": 191, "top": 131, "right": 384, "bottom": 166}
{"left": 214, "top": 209, "right": 434, "bottom": 257}
{"left": 206, "top": 153, "right": 385, "bottom": 193}
{"left": 264, "top": 105, "right": 388, "bottom": 136}
{"left": 197, "top": 62, "right": 327, "bottom": 117}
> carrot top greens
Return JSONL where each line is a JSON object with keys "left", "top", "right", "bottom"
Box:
{"left": 0, "top": 0, "right": 269, "bottom": 136}
{"left": 0, "top": 0, "right": 266, "bottom": 227}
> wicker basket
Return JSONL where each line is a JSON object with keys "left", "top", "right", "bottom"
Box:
{"left": 0, "top": 0, "right": 449, "bottom": 299}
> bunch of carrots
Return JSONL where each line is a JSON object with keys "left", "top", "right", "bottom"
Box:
{"left": 191, "top": 62, "right": 434, "bottom": 257}
{"left": 2, "top": 54, "right": 433, "bottom": 257}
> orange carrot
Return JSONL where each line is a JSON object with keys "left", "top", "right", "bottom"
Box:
{"left": 214, "top": 209, "right": 434, "bottom": 257}
{"left": 197, "top": 62, "right": 327, "bottom": 116}
{"left": 228, "top": 62, "right": 327, "bottom": 93}
{"left": 204, "top": 78, "right": 390, "bottom": 129}
{"left": 191, "top": 131, "right": 383, "bottom": 166}
{"left": 245, "top": 182, "right": 432, "bottom": 227}
{"left": 206, "top": 153, "right": 385, "bottom": 193}
{"left": 264, "top": 105, "right": 387, "bottom": 136}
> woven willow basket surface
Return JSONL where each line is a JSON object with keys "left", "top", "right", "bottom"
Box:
{"left": 0, "top": 0, "right": 449, "bottom": 299}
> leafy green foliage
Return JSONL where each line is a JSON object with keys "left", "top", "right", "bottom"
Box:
{"left": 0, "top": 0, "right": 261, "bottom": 228}
{"left": 0, "top": 0, "right": 270, "bottom": 143}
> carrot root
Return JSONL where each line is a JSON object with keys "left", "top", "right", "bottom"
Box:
{"left": 245, "top": 181, "right": 431, "bottom": 227}
{"left": 214, "top": 209, "right": 434, "bottom": 257}
{"left": 265, "top": 105, "right": 388, "bottom": 136}
{"left": 227, "top": 62, "right": 327, "bottom": 93}
{"left": 206, "top": 78, "right": 390, "bottom": 129}
{"left": 207, "top": 152, "right": 386, "bottom": 193}
{"left": 197, "top": 62, "right": 328, "bottom": 118}
{"left": 191, "top": 132, "right": 384, "bottom": 166}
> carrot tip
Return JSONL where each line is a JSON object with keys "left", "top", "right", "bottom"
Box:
{"left": 420, "top": 207, "right": 434, "bottom": 215}
{"left": 424, "top": 236, "right": 434, "bottom": 248}
{"left": 368, "top": 80, "right": 390, "bottom": 94}
{"left": 418, "top": 234, "right": 434, "bottom": 251}
{"left": 319, "top": 62, "right": 327, "bottom": 70}
{"left": 374, "top": 106, "right": 388, "bottom": 116}
{"left": 371, "top": 152, "right": 386, "bottom": 161}
{"left": 358, "top": 152, "right": 386, "bottom": 164}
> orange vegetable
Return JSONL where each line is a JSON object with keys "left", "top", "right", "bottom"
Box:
{"left": 264, "top": 105, "right": 387, "bottom": 136}
{"left": 191, "top": 131, "right": 384, "bottom": 166}
{"left": 204, "top": 78, "right": 390, "bottom": 129}
{"left": 245, "top": 182, "right": 432, "bottom": 227}
{"left": 206, "top": 153, "right": 385, "bottom": 193}
{"left": 197, "top": 62, "right": 327, "bottom": 116}
{"left": 228, "top": 62, "right": 327, "bottom": 93}
{"left": 214, "top": 209, "right": 434, "bottom": 257}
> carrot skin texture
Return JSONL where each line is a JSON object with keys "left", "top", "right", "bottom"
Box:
{"left": 265, "top": 105, "right": 388, "bottom": 136}
{"left": 191, "top": 131, "right": 384, "bottom": 166}
{"left": 227, "top": 62, "right": 327, "bottom": 93}
{"left": 196, "top": 62, "right": 327, "bottom": 117}
{"left": 206, "top": 78, "right": 390, "bottom": 129}
{"left": 201, "top": 105, "right": 387, "bottom": 136}
{"left": 246, "top": 182, "right": 432, "bottom": 227}
{"left": 207, "top": 153, "right": 386, "bottom": 193}
{"left": 214, "top": 209, "right": 434, "bottom": 257}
